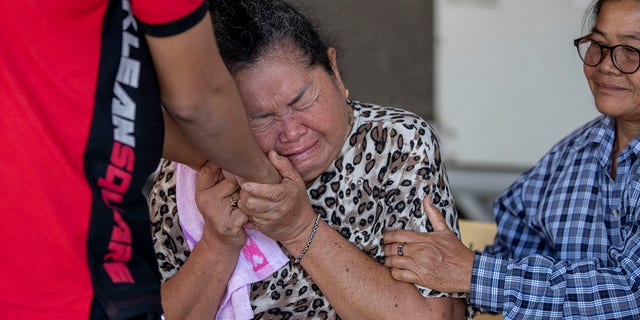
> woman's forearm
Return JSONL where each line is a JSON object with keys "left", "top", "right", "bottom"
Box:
{"left": 161, "top": 240, "right": 238, "bottom": 320}
{"left": 147, "top": 13, "right": 280, "bottom": 184}
{"left": 282, "top": 220, "right": 465, "bottom": 320}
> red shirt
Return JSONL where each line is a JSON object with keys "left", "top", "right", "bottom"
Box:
{"left": 0, "top": 0, "right": 204, "bottom": 318}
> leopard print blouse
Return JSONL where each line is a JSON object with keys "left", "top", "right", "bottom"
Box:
{"left": 148, "top": 102, "right": 465, "bottom": 319}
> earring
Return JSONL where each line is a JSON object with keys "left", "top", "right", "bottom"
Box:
{"left": 345, "top": 88, "right": 350, "bottom": 100}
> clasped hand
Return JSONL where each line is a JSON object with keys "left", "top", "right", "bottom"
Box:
{"left": 196, "top": 150, "right": 317, "bottom": 255}
{"left": 195, "top": 162, "right": 248, "bottom": 254}
{"left": 236, "top": 150, "right": 317, "bottom": 245}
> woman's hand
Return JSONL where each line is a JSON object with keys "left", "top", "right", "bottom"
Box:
{"left": 383, "top": 197, "right": 475, "bottom": 293}
{"left": 161, "top": 162, "right": 249, "bottom": 320}
{"left": 237, "top": 150, "right": 317, "bottom": 245}
{"left": 195, "top": 162, "right": 249, "bottom": 253}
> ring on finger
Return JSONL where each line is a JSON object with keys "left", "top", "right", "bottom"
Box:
{"left": 397, "top": 243, "right": 405, "bottom": 256}
{"left": 230, "top": 196, "right": 239, "bottom": 208}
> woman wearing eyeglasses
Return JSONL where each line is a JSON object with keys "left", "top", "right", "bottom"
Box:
{"left": 383, "top": 0, "right": 640, "bottom": 318}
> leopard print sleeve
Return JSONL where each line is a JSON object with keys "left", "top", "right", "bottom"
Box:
{"left": 147, "top": 159, "right": 191, "bottom": 283}
{"left": 379, "top": 109, "right": 460, "bottom": 238}
{"left": 348, "top": 103, "right": 463, "bottom": 299}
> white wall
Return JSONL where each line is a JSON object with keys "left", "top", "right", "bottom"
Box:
{"left": 435, "top": 0, "right": 599, "bottom": 169}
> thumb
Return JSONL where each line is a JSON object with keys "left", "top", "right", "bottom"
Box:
{"left": 423, "top": 196, "right": 448, "bottom": 232}
{"left": 196, "top": 163, "right": 221, "bottom": 192}
{"left": 268, "top": 150, "right": 301, "bottom": 183}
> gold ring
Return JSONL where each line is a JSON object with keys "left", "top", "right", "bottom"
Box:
{"left": 397, "top": 243, "right": 404, "bottom": 256}
{"left": 230, "top": 197, "right": 238, "bottom": 208}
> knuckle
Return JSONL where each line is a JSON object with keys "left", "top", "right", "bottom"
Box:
{"left": 243, "top": 197, "right": 256, "bottom": 210}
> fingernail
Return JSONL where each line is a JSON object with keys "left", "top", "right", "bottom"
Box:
{"left": 242, "top": 183, "right": 253, "bottom": 192}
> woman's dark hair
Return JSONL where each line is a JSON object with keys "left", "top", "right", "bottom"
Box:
{"left": 209, "top": 0, "right": 334, "bottom": 75}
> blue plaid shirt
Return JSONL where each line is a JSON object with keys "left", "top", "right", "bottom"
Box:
{"left": 470, "top": 115, "right": 640, "bottom": 319}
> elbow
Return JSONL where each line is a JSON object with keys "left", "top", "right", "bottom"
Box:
{"left": 161, "top": 76, "right": 237, "bottom": 127}
{"left": 162, "top": 94, "right": 213, "bottom": 124}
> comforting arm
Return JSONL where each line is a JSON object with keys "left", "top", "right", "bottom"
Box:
{"left": 472, "top": 164, "right": 640, "bottom": 318}
{"left": 473, "top": 188, "right": 640, "bottom": 317}
{"left": 146, "top": 12, "right": 279, "bottom": 183}
{"left": 472, "top": 251, "right": 640, "bottom": 318}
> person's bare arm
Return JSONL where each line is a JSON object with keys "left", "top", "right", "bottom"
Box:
{"left": 162, "top": 110, "right": 206, "bottom": 170}
{"left": 291, "top": 218, "right": 466, "bottom": 319}
{"left": 146, "top": 12, "right": 279, "bottom": 183}
{"left": 161, "top": 240, "right": 237, "bottom": 320}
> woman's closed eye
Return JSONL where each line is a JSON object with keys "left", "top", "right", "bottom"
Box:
{"left": 293, "top": 89, "right": 320, "bottom": 111}
{"left": 248, "top": 112, "right": 276, "bottom": 131}
{"left": 248, "top": 89, "right": 320, "bottom": 131}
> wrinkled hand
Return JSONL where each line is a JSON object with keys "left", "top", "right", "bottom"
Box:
{"left": 383, "top": 197, "right": 475, "bottom": 293}
{"left": 195, "top": 162, "right": 248, "bottom": 253}
{"left": 237, "top": 150, "right": 316, "bottom": 244}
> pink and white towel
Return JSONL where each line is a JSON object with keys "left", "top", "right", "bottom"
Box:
{"left": 175, "top": 163, "right": 289, "bottom": 320}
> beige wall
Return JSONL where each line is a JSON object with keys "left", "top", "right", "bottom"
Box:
{"left": 288, "top": 1, "right": 434, "bottom": 119}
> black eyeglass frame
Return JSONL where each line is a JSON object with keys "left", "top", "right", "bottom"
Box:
{"left": 573, "top": 37, "right": 640, "bottom": 74}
